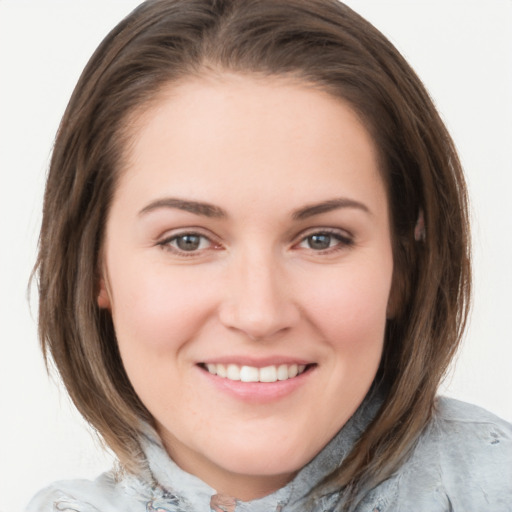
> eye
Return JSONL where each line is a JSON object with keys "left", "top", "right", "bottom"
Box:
{"left": 158, "top": 232, "right": 216, "bottom": 254}
{"left": 297, "top": 230, "right": 353, "bottom": 252}
{"left": 173, "top": 234, "right": 206, "bottom": 251}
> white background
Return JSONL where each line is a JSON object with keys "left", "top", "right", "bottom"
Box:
{"left": 0, "top": 1, "right": 511, "bottom": 511}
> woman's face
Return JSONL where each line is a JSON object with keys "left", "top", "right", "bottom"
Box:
{"left": 98, "top": 74, "right": 394, "bottom": 499}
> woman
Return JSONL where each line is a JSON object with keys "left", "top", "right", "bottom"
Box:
{"left": 28, "top": 0, "right": 511, "bottom": 510}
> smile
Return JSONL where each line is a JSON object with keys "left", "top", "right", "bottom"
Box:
{"left": 201, "top": 363, "right": 309, "bottom": 383}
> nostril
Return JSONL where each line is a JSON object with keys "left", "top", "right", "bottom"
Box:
{"left": 217, "top": 267, "right": 300, "bottom": 340}
{"left": 218, "top": 303, "right": 300, "bottom": 342}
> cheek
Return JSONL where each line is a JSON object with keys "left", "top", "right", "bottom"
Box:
{"left": 108, "top": 262, "right": 217, "bottom": 355}
{"left": 300, "top": 261, "right": 392, "bottom": 352}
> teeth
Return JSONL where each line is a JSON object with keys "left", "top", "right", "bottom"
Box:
{"left": 203, "top": 363, "right": 308, "bottom": 382}
{"left": 226, "top": 364, "right": 240, "bottom": 380}
{"left": 259, "top": 365, "right": 277, "bottom": 383}
{"left": 277, "top": 364, "right": 289, "bottom": 380}
{"left": 206, "top": 363, "right": 217, "bottom": 375}
{"left": 240, "top": 366, "right": 259, "bottom": 382}
{"left": 216, "top": 364, "right": 227, "bottom": 378}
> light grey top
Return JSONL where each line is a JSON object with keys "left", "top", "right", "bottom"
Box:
{"left": 26, "top": 393, "right": 512, "bottom": 512}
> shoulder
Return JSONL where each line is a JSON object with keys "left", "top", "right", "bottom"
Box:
{"left": 25, "top": 471, "right": 151, "bottom": 512}
{"left": 435, "top": 394, "right": 512, "bottom": 426}
{"left": 390, "top": 397, "right": 512, "bottom": 511}
{"left": 431, "top": 396, "right": 512, "bottom": 462}
{"left": 436, "top": 397, "right": 512, "bottom": 485}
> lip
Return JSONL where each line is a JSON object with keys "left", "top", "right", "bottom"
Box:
{"left": 197, "top": 362, "right": 316, "bottom": 403}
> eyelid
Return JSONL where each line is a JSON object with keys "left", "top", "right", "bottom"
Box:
{"left": 293, "top": 227, "right": 355, "bottom": 252}
{"left": 156, "top": 228, "right": 222, "bottom": 255}
{"left": 154, "top": 226, "right": 354, "bottom": 256}
{"left": 296, "top": 226, "right": 354, "bottom": 241}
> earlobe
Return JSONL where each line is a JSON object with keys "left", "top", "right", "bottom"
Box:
{"left": 97, "top": 277, "right": 111, "bottom": 309}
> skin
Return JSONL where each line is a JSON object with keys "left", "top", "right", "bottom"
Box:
{"left": 98, "top": 74, "right": 395, "bottom": 500}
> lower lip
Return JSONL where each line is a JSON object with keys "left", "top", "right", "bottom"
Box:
{"left": 198, "top": 365, "right": 315, "bottom": 403}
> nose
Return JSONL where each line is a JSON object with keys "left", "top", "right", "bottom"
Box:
{"left": 218, "top": 250, "right": 300, "bottom": 340}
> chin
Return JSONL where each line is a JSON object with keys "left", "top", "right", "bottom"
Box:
{"left": 211, "top": 438, "right": 313, "bottom": 477}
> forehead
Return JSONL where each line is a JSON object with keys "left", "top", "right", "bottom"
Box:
{"left": 116, "top": 73, "right": 387, "bottom": 217}
{"left": 125, "top": 72, "right": 377, "bottom": 153}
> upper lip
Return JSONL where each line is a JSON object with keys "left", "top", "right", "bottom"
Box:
{"left": 198, "top": 356, "right": 314, "bottom": 368}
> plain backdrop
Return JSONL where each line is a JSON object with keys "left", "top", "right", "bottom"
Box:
{"left": 0, "top": 1, "right": 511, "bottom": 512}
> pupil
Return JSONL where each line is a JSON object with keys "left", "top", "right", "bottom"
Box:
{"left": 177, "top": 235, "right": 200, "bottom": 251}
{"left": 309, "top": 234, "right": 331, "bottom": 250}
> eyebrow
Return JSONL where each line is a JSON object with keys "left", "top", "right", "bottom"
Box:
{"left": 292, "top": 197, "right": 371, "bottom": 220}
{"left": 139, "top": 198, "right": 227, "bottom": 218}
{"left": 138, "top": 196, "right": 370, "bottom": 220}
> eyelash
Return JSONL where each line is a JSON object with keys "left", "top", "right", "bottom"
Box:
{"left": 295, "top": 228, "right": 354, "bottom": 253}
{"left": 157, "top": 228, "right": 354, "bottom": 256}
{"left": 157, "top": 231, "right": 220, "bottom": 256}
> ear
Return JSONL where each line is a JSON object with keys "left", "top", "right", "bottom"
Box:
{"left": 414, "top": 209, "right": 426, "bottom": 242}
{"left": 97, "top": 276, "right": 111, "bottom": 310}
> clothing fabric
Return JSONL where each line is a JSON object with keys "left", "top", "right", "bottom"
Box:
{"left": 27, "top": 393, "right": 512, "bottom": 512}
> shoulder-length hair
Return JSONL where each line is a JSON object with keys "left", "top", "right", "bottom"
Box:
{"left": 35, "top": 0, "right": 470, "bottom": 504}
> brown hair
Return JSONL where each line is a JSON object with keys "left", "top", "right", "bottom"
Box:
{"left": 35, "top": 0, "right": 471, "bottom": 505}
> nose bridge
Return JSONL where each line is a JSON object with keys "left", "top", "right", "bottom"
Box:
{"left": 219, "top": 243, "right": 299, "bottom": 339}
